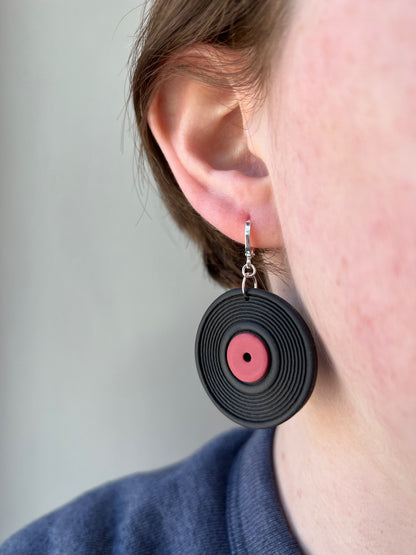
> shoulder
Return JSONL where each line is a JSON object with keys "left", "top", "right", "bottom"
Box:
{"left": 0, "top": 428, "right": 251, "bottom": 555}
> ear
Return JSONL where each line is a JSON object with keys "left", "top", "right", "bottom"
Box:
{"left": 147, "top": 51, "right": 282, "bottom": 248}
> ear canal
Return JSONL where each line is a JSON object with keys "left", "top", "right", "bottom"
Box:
{"left": 195, "top": 103, "right": 268, "bottom": 178}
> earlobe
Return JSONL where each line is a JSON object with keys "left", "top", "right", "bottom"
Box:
{"left": 147, "top": 56, "right": 282, "bottom": 247}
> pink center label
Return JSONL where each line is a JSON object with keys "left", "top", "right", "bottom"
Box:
{"left": 226, "top": 332, "right": 269, "bottom": 383}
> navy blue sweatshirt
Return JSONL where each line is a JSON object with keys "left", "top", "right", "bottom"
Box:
{"left": 1, "top": 428, "right": 301, "bottom": 554}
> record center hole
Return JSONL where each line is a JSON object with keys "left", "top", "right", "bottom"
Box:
{"left": 243, "top": 352, "right": 251, "bottom": 363}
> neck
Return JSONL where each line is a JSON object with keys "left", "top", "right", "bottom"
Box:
{"left": 273, "top": 365, "right": 416, "bottom": 554}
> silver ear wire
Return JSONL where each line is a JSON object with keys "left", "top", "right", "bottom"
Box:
{"left": 245, "top": 221, "right": 252, "bottom": 259}
{"left": 242, "top": 221, "right": 258, "bottom": 295}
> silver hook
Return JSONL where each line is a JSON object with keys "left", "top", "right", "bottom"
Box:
{"left": 245, "top": 221, "right": 252, "bottom": 259}
{"left": 242, "top": 220, "right": 258, "bottom": 295}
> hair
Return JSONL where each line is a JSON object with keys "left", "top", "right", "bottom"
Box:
{"left": 129, "top": 0, "right": 292, "bottom": 289}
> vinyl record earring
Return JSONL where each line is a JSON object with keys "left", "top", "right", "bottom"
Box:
{"left": 195, "top": 221, "right": 317, "bottom": 429}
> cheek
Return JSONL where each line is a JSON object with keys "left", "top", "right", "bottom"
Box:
{"left": 267, "top": 1, "right": 416, "bottom": 407}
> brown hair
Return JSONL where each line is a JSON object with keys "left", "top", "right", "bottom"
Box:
{"left": 129, "top": 0, "right": 291, "bottom": 289}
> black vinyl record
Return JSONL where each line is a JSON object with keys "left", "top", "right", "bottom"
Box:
{"left": 195, "top": 288, "right": 317, "bottom": 428}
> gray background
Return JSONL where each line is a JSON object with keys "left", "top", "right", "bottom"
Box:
{"left": 0, "top": 1, "right": 231, "bottom": 541}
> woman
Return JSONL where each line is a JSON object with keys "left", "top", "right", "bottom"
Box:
{"left": 2, "top": 0, "right": 416, "bottom": 553}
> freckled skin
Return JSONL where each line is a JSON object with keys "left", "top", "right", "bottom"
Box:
{"left": 257, "top": 2, "right": 416, "bottom": 553}
{"left": 267, "top": 0, "right": 416, "bottom": 439}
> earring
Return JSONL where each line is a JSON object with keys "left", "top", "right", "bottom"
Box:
{"left": 195, "top": 221, "right": 317, "bottom": 429}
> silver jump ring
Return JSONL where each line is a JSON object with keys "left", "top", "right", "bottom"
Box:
{"left": 242, "top": 263, "right": 257, "bottom": 278}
